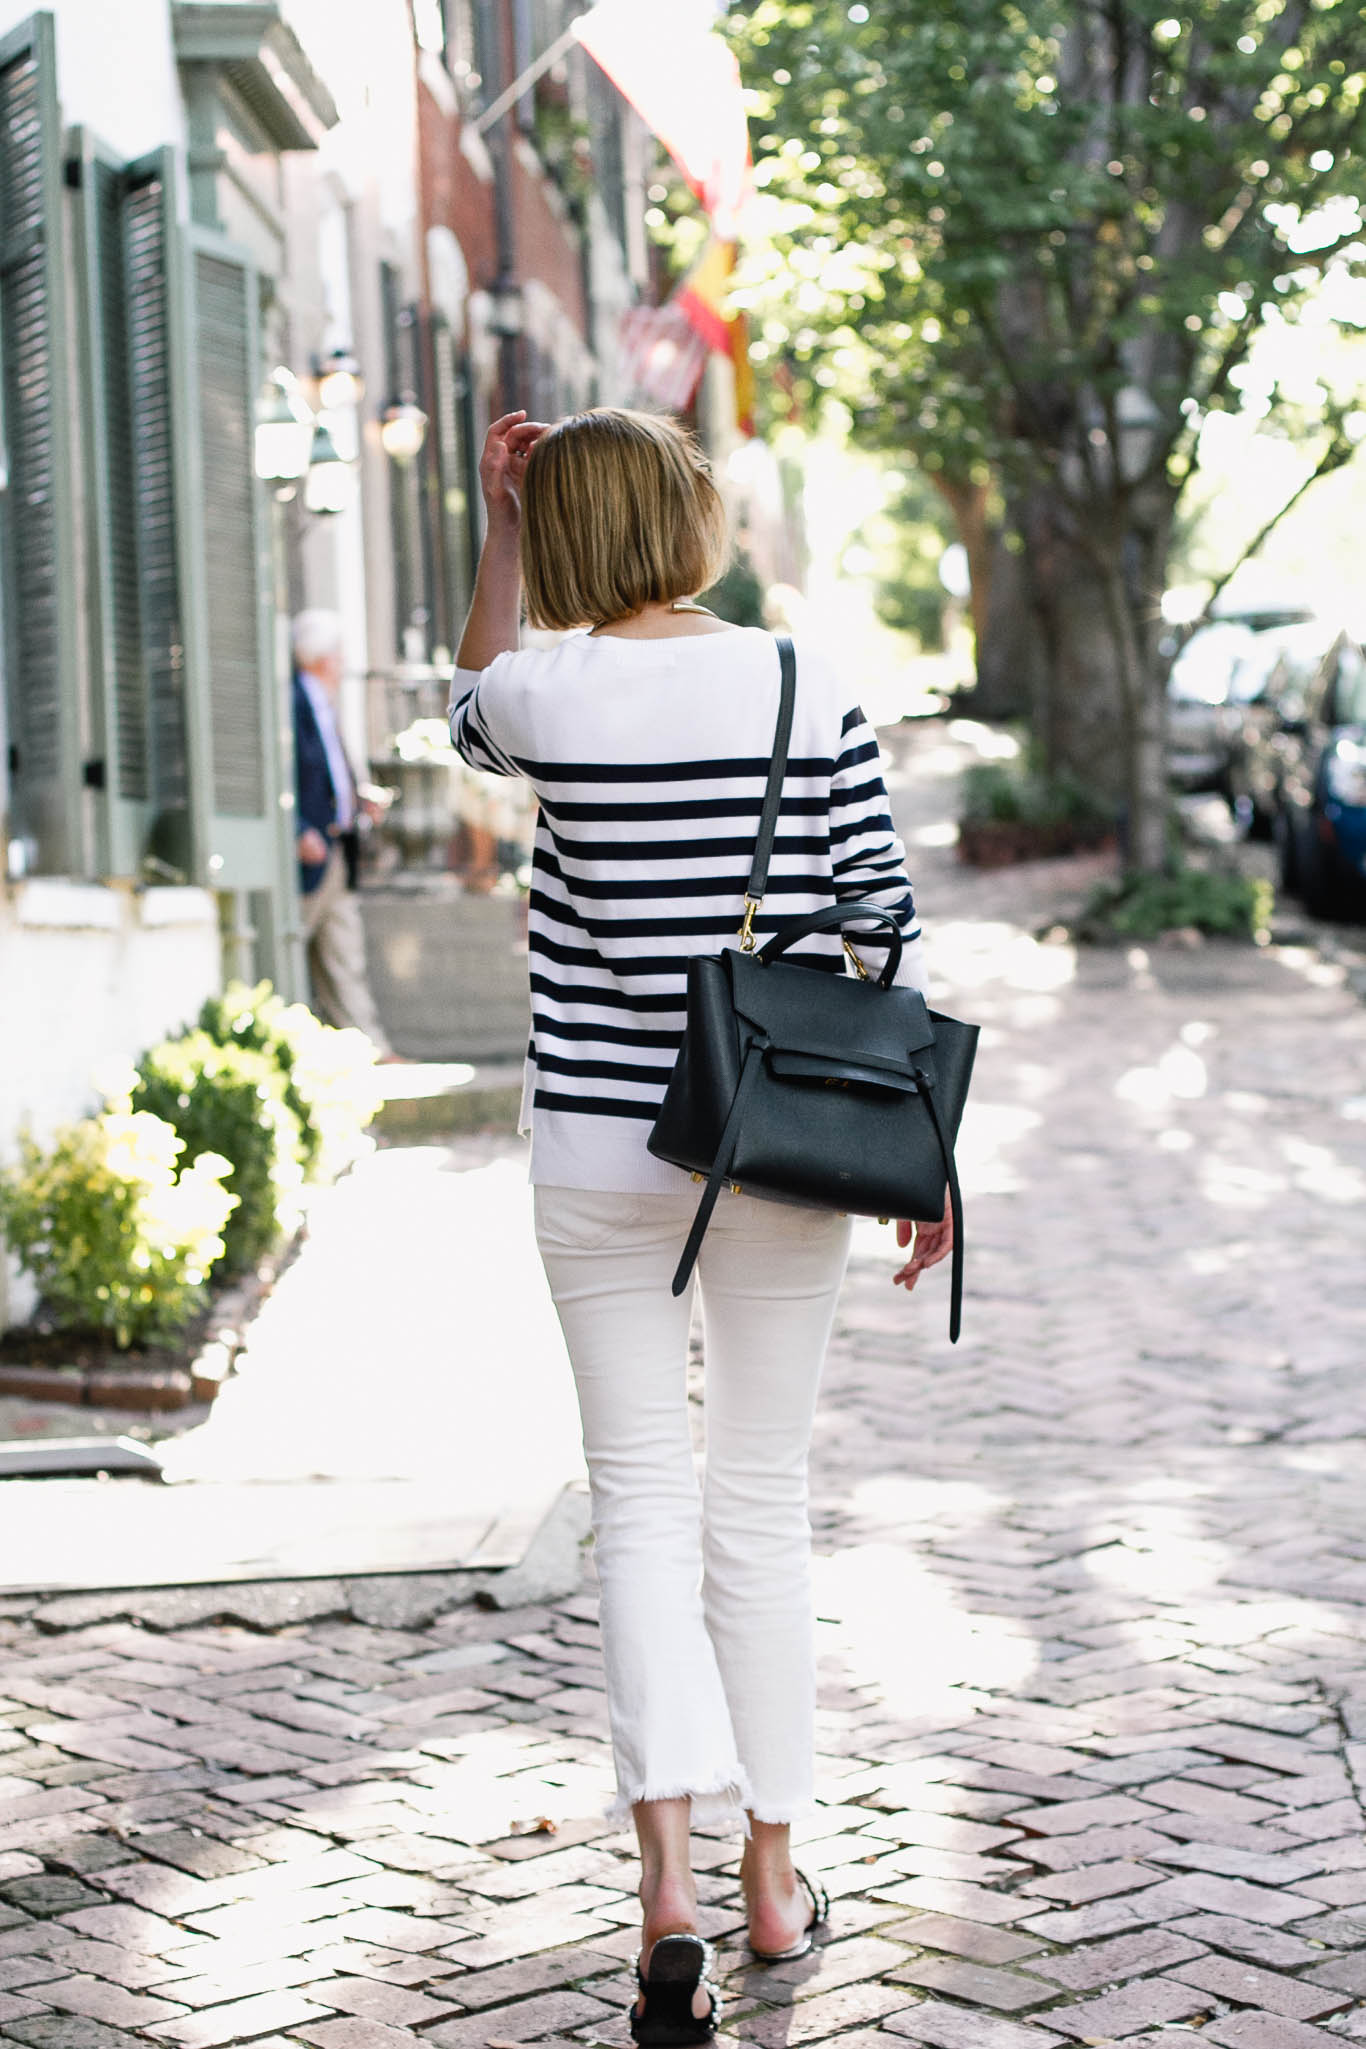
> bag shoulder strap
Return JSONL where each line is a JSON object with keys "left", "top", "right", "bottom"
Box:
{"left": 744, "top": 635, "right": 796, "bottom": 905}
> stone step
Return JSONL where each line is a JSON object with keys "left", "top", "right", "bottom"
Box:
{"left": 372, "top": 1060, "right": 523, "bottom": 1138}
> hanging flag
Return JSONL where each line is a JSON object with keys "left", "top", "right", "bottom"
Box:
{"left": 730, "top": 309, "right": 756, "bottom": 437}
{"left": 676, "top": 238, "right": 755, "bottom": 435}
{"left": 619, "top": 301, "right": 712, "bottom": 413}
{"left": 676, "top": 236, "right": 735, "bottom": 353}
{"left": 620, "top": 239, "right": 757, "bottom": 433}
{"left": 574, "top": 0, "right": 753, "bottom": 239}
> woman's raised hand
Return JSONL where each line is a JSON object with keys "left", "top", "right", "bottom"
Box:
{"left": 479, "top": 410, "right": 547, "bottom": 528}
{"left": 890, "top": 1195, "right": 953, "bottom": 1295}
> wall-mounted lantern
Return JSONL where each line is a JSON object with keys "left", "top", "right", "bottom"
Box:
{"left": 254, "top": 369, "right": 315, "bottom": 483}
{"left": 315, "top": 348, "right": 365, "bottom": 412}
{"left": 380, "top": 395, "right": 429, "bottom": 462}
{"left": 303, "top": 422, "right": 352, "bottom": 515}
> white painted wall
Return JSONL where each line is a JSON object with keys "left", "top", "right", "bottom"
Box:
{"left": 0, "top": 0, "right": 185, "bottom": 157}
{"left": 0, "top": 883, "right": 221, "bottom": 1328}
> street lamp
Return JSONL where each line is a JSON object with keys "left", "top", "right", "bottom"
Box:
{"left": 487, "top": 277, "right": 524, "bottom": 339}
{"left": 487, "top": 275, "right": 524, "bottom": 410}
{"left": 380, "top": 394, "right": 429, "bottom": 462}
{"left": 303, "top": 421, "right": 352, "bottom": 515}
{"left": 1116, "top": 384, "right": 1161, "bottom": 484}
{"left": 254, "top": 369, "right": 314, "bottom": 483}
{"left": 315, "top": 347, "right": 365, "bottom": 412}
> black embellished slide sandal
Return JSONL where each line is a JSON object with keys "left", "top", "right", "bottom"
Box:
{"left": 628, "top": 1933, "right": 719, "bottom": 2046}
{"left": 748, "top": 1869, "right": 829, "bottom": 1963}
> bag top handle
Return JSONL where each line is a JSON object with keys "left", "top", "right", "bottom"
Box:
{"left": 738, "top": 635, "right": 796, "bottom": 950}
{"left": 755, "top": 900, "right": 905, "bottom": 988}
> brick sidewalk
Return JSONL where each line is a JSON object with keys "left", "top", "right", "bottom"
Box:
{"left": 2, "top": 724, "right": 1366, "bottom": 2047}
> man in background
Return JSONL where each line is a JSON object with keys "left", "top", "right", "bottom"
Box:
{"left": 292, "top": 610, "right": 395, "bottom": 1058}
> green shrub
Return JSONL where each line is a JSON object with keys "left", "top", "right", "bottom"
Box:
{"left": 702, "top": 549, "right": 766, "bottom": 628}
{"left": 0, "top": 1109, "right": 236, "bottom": 1349}
{"left": 961, "top": 753, "right": 1113, "bottom": 831}
{"left": 132, "top": 1033, "right": 304, "bottom": 1274}
{"left": 1077, "top": 867, "right": 1273, "bottom": 943}
{"left": 196, "top": 980, "right": 380, "bottom": 1184}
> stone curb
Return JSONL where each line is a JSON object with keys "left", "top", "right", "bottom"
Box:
{"left": 5, "top": 1478, "right": 591, "bottom": 1632}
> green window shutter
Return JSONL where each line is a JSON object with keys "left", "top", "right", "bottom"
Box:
{"left": 179, "top": 228, "right": 279, "bottom": 890}
{"left": 75, "top": 139, "right": 210, "bottom": 883}
{"left": 125, "top": 156, "right": 194, "bottom": 846}
{"left": 0, "top": 12, "right": 80, "bottom": 875}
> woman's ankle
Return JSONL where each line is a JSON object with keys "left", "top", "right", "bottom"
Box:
{"left": 635, "top": 1797, "right": 698, "bottom": 1955}
{"left": 741, "top": 1818, "right": 796, "bottom": 1884}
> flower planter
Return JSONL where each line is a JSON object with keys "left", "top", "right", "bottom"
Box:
{"left": 957, "top": 818, "right": 1115, "bottom": 868}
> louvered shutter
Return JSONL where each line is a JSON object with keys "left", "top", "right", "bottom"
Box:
{"left": 126, "top": 154, "right": 198, "bottom": 871}
{"left": 0, "top": 13, "right": 80, "bottom": 875}
{"left": 431, "top": 318, "right": 476, "bottom": 643}
{"left": 180, "top": 229, "right": 279, "bottom": 890}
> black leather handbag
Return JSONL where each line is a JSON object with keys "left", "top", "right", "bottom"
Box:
{"left": 648, "top": 637, "right": 979, "bottom": 1341}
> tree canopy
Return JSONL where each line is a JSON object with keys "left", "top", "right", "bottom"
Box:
{"left": 729, "top": 0, "right": 1366, "bottom": 861}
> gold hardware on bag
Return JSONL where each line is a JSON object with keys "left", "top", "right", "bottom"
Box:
{"left": 691, "top": 1171, "right": 704, "bottom": 1183}
{"left": 878, "top": 1216, "right": 889, "bottom": 1225}
{"left": 738, "top": 894, "right": 761, "bottom": 952}
{"left": 843, "top": 938, "right": 870, "bottom": 980}
{"left": 729, "top": 1182, "right": 742, "bottom": 1195}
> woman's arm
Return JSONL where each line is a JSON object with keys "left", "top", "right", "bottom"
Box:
{"left": 456, "top": 410, "right": 547, "bottom": 672}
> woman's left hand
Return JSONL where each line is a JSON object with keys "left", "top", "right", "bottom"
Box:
{"left": 890, "top": 1196, "right": 952, "bottom": 1293}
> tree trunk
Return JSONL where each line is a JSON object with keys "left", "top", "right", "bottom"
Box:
{"left": 1012, "top": 482, "right": 1174, "bottom": 872}
{"left": 1016, "top": 487, "right": 1127, "bottom": 792}
{"left": 971, "top": 516, "right": 1048, "bottom": 724}
{"left": 930, "top": 473, "right": 994, "bottom": 652}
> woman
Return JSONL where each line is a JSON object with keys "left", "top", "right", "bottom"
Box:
{"left": 451, "top": 409, "right": 951, "bottom": 2044}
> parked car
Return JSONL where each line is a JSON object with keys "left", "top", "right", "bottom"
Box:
{"left": 1167, "top": 622, "right": 1257, "bottom": 794}
{"left": 1224, "top": 620, "right": 1340, "bottom": 837}
{"left": 1165, "top": 605, "right": 1315, "bottom": 798}
{"left": 1274, "top": 630, "right": 1366, "bottom": 919}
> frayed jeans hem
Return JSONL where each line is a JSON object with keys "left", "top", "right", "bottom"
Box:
{"left": 608, "top": 1770, "right": 754, "bottom": 1833}
{"left": 747, "top": 1799, "right": 812, "bottom": 1827}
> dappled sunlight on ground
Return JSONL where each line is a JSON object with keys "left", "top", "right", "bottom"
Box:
{"left": 816, "top": 1535, "right": 1041, "bottom": 1714}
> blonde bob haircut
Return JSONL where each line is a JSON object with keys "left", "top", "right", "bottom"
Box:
{"left": 520, "top": 408, "right": 729, "bottom": 631}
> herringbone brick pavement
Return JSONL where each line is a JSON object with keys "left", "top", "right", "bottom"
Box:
{"left": 2, "top": 724, "right": 1365, "bottom": 2047}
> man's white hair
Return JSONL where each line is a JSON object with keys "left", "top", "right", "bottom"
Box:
{"left": 292, "top": 608, "right": 345, "bottom": 669}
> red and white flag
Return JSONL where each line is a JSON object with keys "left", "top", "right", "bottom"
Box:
{"left": 618, "top": 300, "right": 712, "bottom": 412}
{"left": 574, "top": 0, "right": 753, "bottom": 239}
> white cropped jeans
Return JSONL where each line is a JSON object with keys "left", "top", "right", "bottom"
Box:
{"left": 534, "top": 1184, "right": 852, "bottom": 1829}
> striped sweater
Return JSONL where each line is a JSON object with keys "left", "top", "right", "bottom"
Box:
{"left": 449, "top": 626, "right": 926, "bottom": 1192}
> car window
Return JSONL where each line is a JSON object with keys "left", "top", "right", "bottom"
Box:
{"left": 1329, "top": 641, "right": 1366, "bottom": 726}
{"left": 1275, "top": 651, "right": 1322, "bottom": 715}
{"left": 1169, "top": 624, "right": 1255, "bottom": 703}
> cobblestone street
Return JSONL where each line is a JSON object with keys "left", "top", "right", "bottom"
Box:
{"left": 3, "top": 724, "right": 1366, "bottom": 2049}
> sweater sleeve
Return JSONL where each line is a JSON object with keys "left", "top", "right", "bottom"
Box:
{"left": 830, "top": 703, "right": 928, "bottom": 996}
{"left": 448, "top": 657, "right": 522, "bottom": 778}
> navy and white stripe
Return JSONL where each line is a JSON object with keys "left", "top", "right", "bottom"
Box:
{"left": 450, "top": 627, "right": 924, "bottom": 1193}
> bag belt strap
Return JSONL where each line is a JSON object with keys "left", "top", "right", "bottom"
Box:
{"left": 673, "top": 1043, "right": 965, "bottom": 1343}
{"left": 670, "top": 1036, "right": 768, "bottom": 1298}
{"left": 915, "top": 1066, "right": 965, "bottom": 1345}
{"left": 744, "top": 637, "right": 797, "bottom": 906}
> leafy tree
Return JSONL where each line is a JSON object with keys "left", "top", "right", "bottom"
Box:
{"left": 729, "top": 0, "right": 1366, "bottom": 867}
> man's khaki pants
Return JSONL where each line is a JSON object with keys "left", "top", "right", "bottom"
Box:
{"left": 301, "top": 848, "right": 392, "bottom": 1055}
